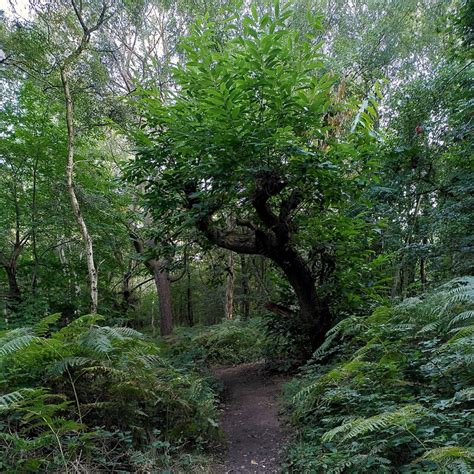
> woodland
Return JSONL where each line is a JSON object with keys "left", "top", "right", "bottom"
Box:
{"left": 0, "top": 0, "right": 473, "bottom": 472}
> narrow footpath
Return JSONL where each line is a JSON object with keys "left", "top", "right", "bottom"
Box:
{"left": 214, "top": 362, "right": 288, "bottom": 474}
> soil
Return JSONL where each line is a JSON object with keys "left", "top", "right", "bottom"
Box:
{"left": 213, "top": 362, "right": 288, "bottom": 474}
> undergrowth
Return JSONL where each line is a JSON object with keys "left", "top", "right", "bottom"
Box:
{"left": 166, "top": 318, "right": 267, "bottom": 366}
{"left": 284, "top": 277, "right": 474, "bottom": 473}
{"left": 0, "top": 314, "right": 219, "bottom": 472}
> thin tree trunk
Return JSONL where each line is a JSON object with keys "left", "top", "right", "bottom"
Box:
{"left": 240, "top": 255, "right": 250, "bottom": 320}
{"left": 31, "top": 154, "right": 39, "bottom": 293}
{"left": 186, "top": 258, "right": 194, "bottom": 326}
{"left": 56, "top": 1, "right": 111, "bottom": 313}
{"left": 61, "top": 68, "right": 98, "bottom": 313}
{"left": 391, "top": 194, "right": 423, "bottom": 299}
{"left": 122, "top": 269, "right": 132, "bottom": 312}
{"left": 225, "top": 251, "right": 234, "bottom": 320}
{"left": 420, "top": 237, "right": 428, "bottom": 291}
{"left": 130, "top": 232, "right": 174, "bottom": 336}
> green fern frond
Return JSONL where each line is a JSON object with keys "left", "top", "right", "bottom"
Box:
{"left": 48, "top": 357, "right": 94, "bottom": 376}
{"left": 0, "top": 334, "right": 43, "bottom": 356}
{"left": 322, "top": 404, "right": 429, "bottom": 443}
{"left": 0, "top": 327, "right": 33, "bottom": 345}
{"left": 80, "top": 330, "right": 113, "bottom": 354}
{"left": 447, "top": 324, "right": 474, "bottom": 343}
{"left": 419, "top": 319, "right": 444, "bottom": 334}
{"left": 313, "top": 316, "right": 365, "bottom": 359}
{"left": 80, "top": 365, "right": 128, "bottom": 378}
{"left": 33, "top": 313, "right": 61, "bottom": 336}
{"left": 293, "top": 360, "right": 369, "bottom": 408}
{"left": 104, "top": 326, "right": 144, "bottom": 339}
{"left": 139, "top": 354, "right": 170, "bottom": 367}
{"left": 415, "top": 446, "right": 474, "bottom": 465}
{"left": 445, "top": 285, "right": 474, "bottom": 306}
{"left": 449, "top": 310, "right": 474, "bottom": 328}
{"left": 453, "top": 388, "right": 474, "bottom": 402}
{"left": 0, "top": 389, "right": 33, "bottom": 408}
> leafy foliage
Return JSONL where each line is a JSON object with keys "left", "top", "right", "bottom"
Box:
{"left": 0, "top": 315, "right": 219, "bottom": 472}
{"left": 284, "top": 277, "right": 474, "bottom": 472}
{"left": 167, "top": 318, "right": 267, "bottom": 365}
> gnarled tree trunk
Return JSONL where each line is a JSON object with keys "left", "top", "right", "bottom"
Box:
{"left": 5, "top": 265, "right": 21, "bottom": 305}
{"left": 185, "top": 171, "right": 334, "bottom": 351}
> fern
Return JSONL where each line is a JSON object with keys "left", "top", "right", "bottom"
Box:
{"left": 33, "top": 313, "right": 61, "bottom": 336}
{"left": 0, "top": 315, "right": 220, "bottom": 472}
{"left": 312, "top": 316, "right": 365, "bottom": 359}
{"left": 448, "top": 310, "right": 474, "bottom": 328}
{"left": 447, "top": 324, "right": 474, "bottom": 343}
{"left": 0, "top": 334, "right": 43, "bottom": 356}
{"left": 322, "top": 405, "right": 428, "bottom": 442}
{"left": 453, "top": 387, "right": 474, "bottom": 402}
{"left": 415, "top": 446, "right": 474, "bottom": 467}
{"left": 48, "top": 357, "right": 94, "bottom": 376}
{"left": 285, "top": 278, "right": 474, "bottom": 472}
{"left": 0, "top": 389, "right": 32, "bottom": 408}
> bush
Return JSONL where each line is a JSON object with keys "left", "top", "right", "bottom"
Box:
{"left": 284, "top": 277, "right": 474, "bottom": 473}
{"left": 167, "top": 318, "right": 267, "bottom": 366}
{"left": 0, "top": 314, "right": 219, "bottom": 472}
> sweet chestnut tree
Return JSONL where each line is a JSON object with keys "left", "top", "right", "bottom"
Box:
{"left": 130, "top": 2, "right": 377, "bottom": 350}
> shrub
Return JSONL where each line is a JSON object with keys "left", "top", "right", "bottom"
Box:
{"left": 167, "top": 318, "right": 267, "bottom": 366}
{"left": 284, "top": 277, "right": 474, "bottom": 473}
{"left": 0, "top": 314, "right": 219, "bottom": 472}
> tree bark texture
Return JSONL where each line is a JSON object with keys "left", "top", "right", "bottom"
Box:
{"left": 240, "top": 255, "right": 250, "bottom": 320}
{"left": 61, "top": 68, "right": 98, "bottom": 314}
{"left": 225, "top": 251, "right": 234, "bottom": 320}
{"left": 131, "top": 234, "right": 174, "bottom": 336}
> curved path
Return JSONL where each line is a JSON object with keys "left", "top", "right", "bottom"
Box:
{"left": 214, "top": 362, "right": 288, "bottom": 473}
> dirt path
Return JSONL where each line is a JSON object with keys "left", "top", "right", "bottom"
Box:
{"left": 214, "top": 362, "right": 288, "bottom": 473}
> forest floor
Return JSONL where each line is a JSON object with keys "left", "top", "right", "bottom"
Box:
{"left": 213, "top": 362, "right": 289, "bottom": 473}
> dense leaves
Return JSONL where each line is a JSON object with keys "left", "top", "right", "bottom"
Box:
{"left": 284, "top": 278, "right": 474, "bottom": 472}
{"left": 0, "top": 314, "right": 219, "bottom": 471}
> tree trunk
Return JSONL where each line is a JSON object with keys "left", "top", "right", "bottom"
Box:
{"left": 5, "top": 265, "right": 21, "bottom": 305}
{"left": 61, "top": 68, "right": 98, "bottom": 314}
{"left": 122, "top": 269, "right": 133, "bottom": 312}
{"left": 240, "top": 255, "right": 250, "bottom": 320}
{"left": 225, "top": 251, "right": 234, "bottom": 320}
{"left": 149, "top": 260, "right": 173, "bottom": 336}
{"left": 130, "top": 233, "right": 174, "bottom": 336}
{"left": 185, "top": 175, "right": 333, "bottom": 351}
{"left": 391, "top": 194, "right": 423, "bottom": 299}
{"left": 420, "top": 237, "right": 428, "bottom": 292}
{"left": 274, "top": 248, "right": 332, "bottom": 348}
{"left": 31, "top": 154, "right": 39, "bottom": 293}
{"left": 186, "top": 261, "right": 194, "bottom": 326}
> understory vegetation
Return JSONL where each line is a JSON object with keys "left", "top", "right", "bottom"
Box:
{"left": 284, "top": 277, "right": 474, "bottom": 473}
{"left": 0, "top": 315, "right": 219, "bottom": 472}
{"left": 167, "top": 318, "right": 267, "bottom": 366}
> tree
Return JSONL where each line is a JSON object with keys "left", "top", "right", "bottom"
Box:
{"left": 1, "top": 0, "right": 119, "bottom": 314}
{"left": 131, "top": 3, "right": 377, "bottom": 349}
{"left": 59, "top": 1, "right": 114, "bottom": 313}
